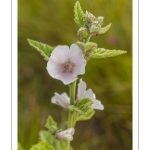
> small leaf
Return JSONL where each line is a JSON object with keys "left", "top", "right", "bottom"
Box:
{"left": 27, "top": 39, "right": 55, "bottom": 61}
{"left": 30, "top": 141, "right": 55, "bottom": 150}
{"left": 74, "top": 1, "right": 86, "bottom": 27}
{"left": 91, "top": 48, "right": 127, "bottom": 59}
{"left": 98, "top": 23, "right": 111, "bottom": 34}
{"left": 45, "top": 116, "right": 58, "bottom": 134}
{"left": 76, "top": 41, "right": 98, "bottom": 52}
{"left": 39, "top": 130, "right": 70, "bottom": 150}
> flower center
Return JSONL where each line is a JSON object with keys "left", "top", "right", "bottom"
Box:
{"left": 62, "top": 59, "right": 74, "bottom": 73}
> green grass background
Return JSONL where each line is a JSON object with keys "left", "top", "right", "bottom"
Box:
{"left": 18, "top": 0, "right": 132, "bottom": 150}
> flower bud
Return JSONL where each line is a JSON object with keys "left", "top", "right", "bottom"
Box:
{"left": 89, "top": 23, "right": 100, "bottom": 34}
{"left": 77, "top": 27, "right": 89, "bottom": 39}
{"left": 85, "top": 11, "right": 95, "bottom": 23}
{"left": 55, "top": 128, "right": 75, "bottom": 141}
{"left": 97, "top": 16, "right": 104, "bottom": 25}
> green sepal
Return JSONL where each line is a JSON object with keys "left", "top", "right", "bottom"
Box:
{"left": 74, "top": 1, "right": 86, "bottom": 27}
{"left": 45, "top": 115, "right": 58, "bottom": 135}
{"left": 29, "top": 141, "right": 55, "bottom": 150}
{"left": 76, "top": 41, "right": 98, "bottom": 53}
{"left": 98, "top": 23, "right": 111, "bottom": 34}
{"left": 77, "top": 98, "right": 95, "bottom": 121}
{"left": 91, "top": 48, "right": 127, "bottom": 59}
{"left": 27, "top": 39, "right": 55, "bottom": 61}
{"left": 69, "top": 98, "right": 95, "bottom": 121}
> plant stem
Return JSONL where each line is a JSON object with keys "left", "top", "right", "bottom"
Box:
{"left": 66, "top": 80, "right": 77, "bottom": 150}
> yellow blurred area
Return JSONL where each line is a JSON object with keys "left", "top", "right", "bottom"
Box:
{"left": 18, "top": 0, "right": 132, "bottom": 150}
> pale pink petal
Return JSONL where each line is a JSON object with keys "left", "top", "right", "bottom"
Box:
{"left": 83, "top": 89, "right": 95, "bottom": 101}
{"left": 65, "top": 128, "right": 75, "bottom": 135}
{"left": 46, "top": 58, "right": 64, "bottom": 78}
{"left": 73, "top": 63, "right": 86, "bottom": 76}
{"left": 70, "top": 44, "right": 86, "bottom": 64}
{"left": 51, "top": 93, "right": 69, "bottom": 108}
{"left": 55, "top": 72, "right": 77, "bottom": 85}
{"left": 55, "top": 128, "right": 75, "bottom": 141}
{"left": 61, "top": 93, "right": 70, "bottom": 103}
{"left": 91, "top": 103, "right": 104, "bottom": 110}
{"left": 77, "top": 79, "right": 87, "bottom": 99}
{"left": 51, "top": 45, "right": 70, "bottom": 63}
{"left": 66, "top": 135, "right": 73, "bottom": 141}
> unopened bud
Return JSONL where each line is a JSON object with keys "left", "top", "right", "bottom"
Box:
{"left": 85, "top": 11, "right": 95, "bottom": 23}
{"left": 90, "top": 23, "right": 100, "bottom": 34}
{"left": 97, "top": 16, "right": 104, "bottom": 25}
{"left": 77, "top": 27, "right": 89, "bottom": 39}
{"left": 55, "top": 128, "right": 75, "bottom": 141}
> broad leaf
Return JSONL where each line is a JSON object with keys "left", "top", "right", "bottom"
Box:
{"left": 45, "top": 115, "right": 57, "bottom": 134}
{"left": 91, "top": 48, "right": 127, "bottom": 59}
{"left": 98, "top": 23, "right": 111, "bottom": 34}
{"left": 74, "top": 1, "right": 86, "bottom": 27}
{"left": 30, "top": 141, "right": 55, "bottom": 150}
{"left": 27, "top": 39, "right": 55, "bottom": 61}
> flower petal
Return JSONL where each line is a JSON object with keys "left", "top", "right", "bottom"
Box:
{"left": 46, "top": 58, "right": 64, "bottom": 78}
{"left": 91, "top": 103, "right": 104, "bottom": 110}
{"left": 73, "top": 63, "right": 86, "bottom": 77}
{"left": 55, "top": 72, "right": 77, "bottom": 85}
{"left": 51, "top": 92, "right": 69, "bottom": 108}
{"left": 77, "top": 79, "right": 87, "bottom": 99}
{"left": 61, "top": 93, "right": 70, "bottom": 103}
{"left": 55, "top": 128, "right": 75, "bottom": 141}
{"left": 83, "top": 89, "right": 95, "bottom": 101}
{"left": 51, "top": 45, "right": 70, "bottom": 63}
{"left": 70, "top": 44, "right": 86, "bottom": 64}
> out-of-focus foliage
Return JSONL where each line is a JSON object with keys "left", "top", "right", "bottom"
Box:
{"left": 18, "top": 0, "right": 132, "bottom": 150}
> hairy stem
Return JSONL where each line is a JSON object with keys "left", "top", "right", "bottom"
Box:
{"left": 66, "top": 80, "right": 77, "bottom": 150}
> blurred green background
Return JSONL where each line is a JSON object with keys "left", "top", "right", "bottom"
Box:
{"left": 18, "top": 0, "right": 132, "bottom": 150}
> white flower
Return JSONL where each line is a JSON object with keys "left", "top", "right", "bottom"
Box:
{"left": 46, "top": 44, "right": 86, "bottom": 85}
{"left": 51, "top": 92, "right": 70, "bottom": 108}
{"left": 51, "top": 79, "right": 104, "bottom": 110}
{"left": 55, "top": 128, "right": 75, "bottom": 141}
{"left": 77, "top": 79, "right": 104, "bottom": 110}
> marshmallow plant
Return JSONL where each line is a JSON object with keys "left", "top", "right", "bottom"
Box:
{"left": 28, "top": 1, "right": 126, "bottom": 150}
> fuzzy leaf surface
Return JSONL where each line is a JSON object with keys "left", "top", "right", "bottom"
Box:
{"left": 45, "top": 115, "right": 57, "bottom": 134}
{"left": 69, "top": 98, "right": 95, "bottom": 121}
{"left": 27, "top": 39, "right": 55, "bottom": 61}
{"left": 98, "top": 23, "right": 112, "bottom": 34}
{"left": 74, "top": 1, "right": 86, "bottom": 27}
{"left": 76, "top": 41, "right": 98, "bottom": 52}
{"left": 91, "top": 48, "right": 127, "bottom": 59}
{"left": 29, "top": 141, "right": 55, "bottom": 150}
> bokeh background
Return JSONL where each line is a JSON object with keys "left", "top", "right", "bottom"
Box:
{"left": 18, "top": 0, "right": 132, "bottom": 150}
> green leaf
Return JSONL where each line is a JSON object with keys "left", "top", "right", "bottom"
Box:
{"left": 74, "top": 1, "right": 86, "bottom": 27}
{"left": 27, "top": 39, "right": 55, "bottom": 61}
{"left": 30, "top": 141, "right": 55, "bottom": 150}
{"left": 72, "top": 98, "right": 95, "bottom": 121}
{"left": 39, "top": 130, "right": 73, "bottom": 150}
{"left": 45, "top": 115, "right": 58, "bottom": 134}
{"left": 98, "top": 23, "right": 112, "bottom": 34}
{"left": 91, "top": 48, "right": 127, "bottom": 59}
{"left": 76, "top": 41, "right": 98, "bottom": 52}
